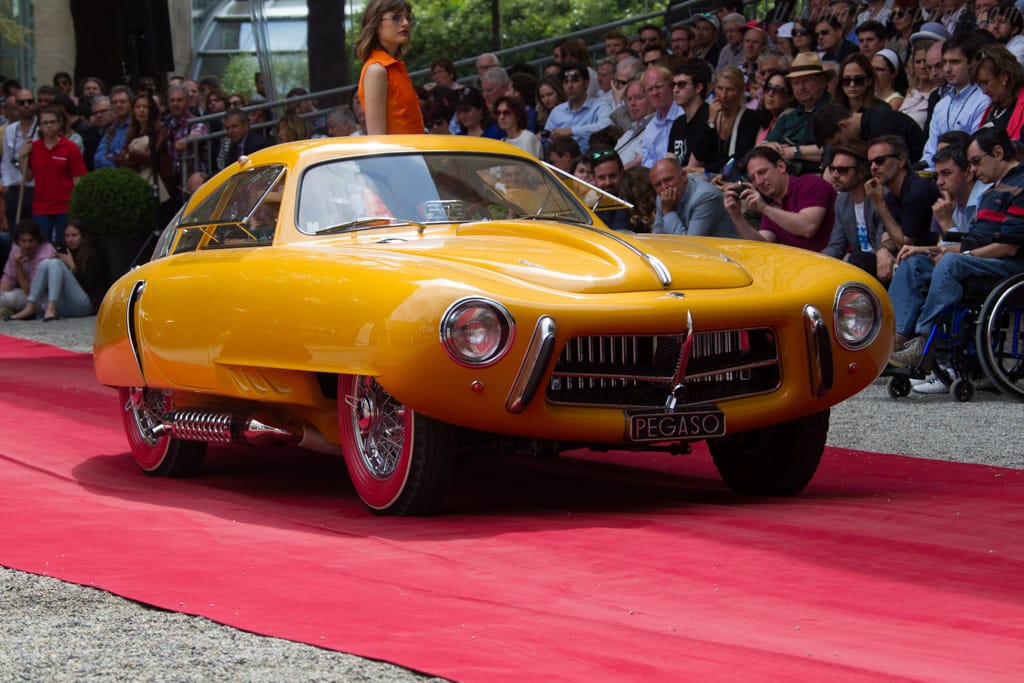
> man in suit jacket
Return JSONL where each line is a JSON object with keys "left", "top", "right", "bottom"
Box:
{"left": 650, "top": 157, "right": 737, "bottom": 237}
{"left": 821, "top": 142, "right": 886, "bottom": 282}
{"left": 220, "top": 109, "right": 270, "bottom": 170}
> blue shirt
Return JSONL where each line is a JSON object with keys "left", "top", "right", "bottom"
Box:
{"left": 922, "top": 85, "right": 991, "bottom": 168}
{"left": 94, "top": 119, "right": 130, "bottom": 169}
{"left": 641, "top": 103, "right": 683, "bottom": 169}
{"left": 544, "top": 97, "right": 612, "bottom": 154}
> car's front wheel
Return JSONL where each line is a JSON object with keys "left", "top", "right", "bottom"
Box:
{"left": 337, "top": 375, "right": 455, "bottom": 515}
{"left": 118, "top": 387, "right": 206, "bottom": 477}
{"left": 708, "top": 410, "right": 829, "bottom": 496}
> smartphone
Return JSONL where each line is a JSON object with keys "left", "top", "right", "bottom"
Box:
{"left": 55, "top": 245, "right": 67, "bottom": 254}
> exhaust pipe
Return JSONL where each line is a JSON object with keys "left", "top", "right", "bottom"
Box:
{"left": 155, "top": 410, "right": 299, "bottom": 447}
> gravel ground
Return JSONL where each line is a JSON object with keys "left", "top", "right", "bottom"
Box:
{"left": 1, "top": 315, "right": 1021, "bottom": 681}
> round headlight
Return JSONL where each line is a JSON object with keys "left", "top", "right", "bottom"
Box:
{"left": 834, "top": 284, "right": 881, "bottom": 350}
{"left": 440, "top": 298, "right": 515, "bottom": 367}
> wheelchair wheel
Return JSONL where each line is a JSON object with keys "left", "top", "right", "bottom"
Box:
{"left": 951, "top": 377, "right": 975, "bottom": 403}
{"left": 887, "top": 375, "right": 912, "bottom": 399}
{"left": 976, "top": 272, "right": 1024, "bottom": 401}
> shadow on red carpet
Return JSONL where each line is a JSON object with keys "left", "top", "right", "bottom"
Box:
{"left": 2, "top": 335, "right": 1022, "bottom": 682}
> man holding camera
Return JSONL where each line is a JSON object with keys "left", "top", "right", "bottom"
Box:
{"left": 723, "top": 145, "right": 836, "bottom": 252}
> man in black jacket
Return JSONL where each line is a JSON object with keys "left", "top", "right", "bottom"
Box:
{"left": 219, "top": 109, "right": 270, "bottom": 171}
{"left": 812, "top": 102, "right": 927, "bottom": 164}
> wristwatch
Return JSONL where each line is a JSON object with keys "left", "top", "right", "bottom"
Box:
{"left": 792, "top": 145, "right": 801, "bottom": 161}
{"left": 962, "top": 250, "right": 971, "bottom": 256}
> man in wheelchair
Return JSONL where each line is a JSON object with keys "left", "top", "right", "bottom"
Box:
{"left": 889, "top": 127, "right": 1024, "bottom": 369}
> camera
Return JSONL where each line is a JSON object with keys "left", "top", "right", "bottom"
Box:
{"left": 726, "top": 182, "right": 752, "bottom": 200}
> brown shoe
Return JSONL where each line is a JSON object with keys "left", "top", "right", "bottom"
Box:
{"left": 894, "top": 333, "right": 909, "bottom": 351}
{"left": 889, "top": 336, "right": 925, "bottom": 368}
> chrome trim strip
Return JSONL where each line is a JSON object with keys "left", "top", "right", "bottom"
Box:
{"left": 803, "top": 304, "right": 833, "bottom": 397}
{"left": 671, "top": 311, "right": 694, "bottom": 385}
{"left": 506, "top": 316, "right": 557, "bottom": 414}
{"left": 573, "top": 224, "right": 673, "bottom": 288}
{"left": 126, "top": 280, "right": 146, "bottom": 383}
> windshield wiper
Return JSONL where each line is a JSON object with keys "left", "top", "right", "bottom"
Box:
{"left": 315, "top": 216, "right": 426, "bottom": 235}
{"left": 519, "top": 210, "right": 586, "bottom": 224}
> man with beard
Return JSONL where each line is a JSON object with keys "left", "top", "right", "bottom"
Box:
{"left": 821, "top": 141, "right": 885, "bottom": 281}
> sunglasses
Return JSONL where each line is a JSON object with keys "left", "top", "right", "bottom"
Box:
{"left": 792, "top": 29, "right": 810, "bottom": 37}
{"left": 563, "top": 72, "right": 583, "bottom": 83}
{"left": 495, "top": 109, "right": 513, "bottom": 117}
{"left": 816, "top": 30, "right": 832, "bottom": 37}
{"left": 828, "top": 165, "right": 856, "bottom": 175}
{"left": 613, "top": 78, "right": 631, "bottom": 88}
{"left": 672, "top": 79, "right": 692, "bottom": 89}
{"left": 841, "top": 75, "right": 868, "bottom": 87}
{"left": 763, "top": 84, "right": 789, "bottom": 94}
{"left": 869, "top": 153, "right": 898, "bottom": 166}
{"left": 589, "top": 149, "right": 620, "bottom": 163}
{"left": 17, "top": 98, "right": 33, "bottom": 105}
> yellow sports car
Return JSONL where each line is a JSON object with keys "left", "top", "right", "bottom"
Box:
{"left": 94, "top": 136, "right": 894, "bottom": 515}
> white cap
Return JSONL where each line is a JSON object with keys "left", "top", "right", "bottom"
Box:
{"left": 777, "top": 21, "right": 794, "bottom": 39}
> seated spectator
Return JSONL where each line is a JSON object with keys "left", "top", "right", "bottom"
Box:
{"left": 899, "top": 43, "right": 938, "bottom": 131}
{"left": 921, "top": 32, "right": 991, "bottom": 168}
{"left": 457, "top": 88, "right": 502, "bottom": 139}
{"left": 716, "top": 14, "right": 747, "bottom": 70}
{"left": 887, "top": 0, "right": 919, "bottom": 67}
{"left": 0, "top": 220, "right": 56, "bottom": 317}
{"left": 763, "top": 52, "right": 833, "bottom": 175}
{"left": 871, "top": 49, "right": 904, "bottom": 111}
{"left": 756, "top": 70, "right": 795, "bottom": 144}
{"left": 641, "top": 64, "right": 683, "bottom": 168}
{"left": 547, "top": 135, "right": 580, "bottom": 172}
{"left": 821, "top": 141, "right": 886, "bottom": 281}
{"left": 930, "top": 141, "right": 991, "bottom": 243}
{"left": 834, "top": 54, "right": 885, "bottom": 114}
{"left": 571, "top": 155, "right": 593, "bottom": 183}
{"left": 274, "top": 114, "right": 311, "bottom": 143}
{"left": 589, "top": 148, "right": 631, "bottom": 231}
{"left": 535, "top": 74, "right": 567, "bottom": 133}
{"left": 988, "top": 4, "right": 1024, "bottom": 66}
{"left": 649, "top": 156, "right": 737, "bottom": 237}
{"left": 973, "top": 45, "right": 1024, "bottom": 136}
{"left": 812, "top": 103, "right": 926, "bottom": 164}
{"left": 430, "top": 58, "right": 457, "bottom": 90}
{"left": 326, "top": 105, "right": 362, "bottom": 137}
{"left": 723, "top": 145, "right": 836, "bottom": 251}
{"left": 865, "top": 134, "right": 940, "bottom": 281}
{"left": 5, "top": 219, "right": 106, "bottom": 320}
{"left": 480, "top": 66, "right": 511, "bottom": 114}
{"left": 815, "top": 16, "right": 857, "bottom": 64}
{"left": 543, "top": 63, "right": 612, "bottom": 154}
{"left": 494, "top": 96, "right": 541, "bottom": 157}
{"left": 617, "top": 166, "right": 656, "bottom": 232}
{"left": 889, "top": 126, "right": 1024, "bottom": 367}
{"left": 856, "top": 20, "right": 888, "bottom": 58}
{"left": 614, "top": 79, "right": 653, "bottom": 169}
{"left": 700, "top": 65, "right": 760, "bottom": 174}
{"left": 664, "top": 59, "right": 712, "bottom": 169}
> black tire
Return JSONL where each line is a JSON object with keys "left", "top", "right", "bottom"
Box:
{"left": 337, "top": 375, "right": 456, "bottom": 515}
{"left": 887, "top": 375, "right": 911, "bottom": 399}
{"left": 976, "top": 273, "right": 1024, "bottom": 401}
{"left": 951, "top": 377, "right": 975, "bottom": 403}
{"left": 119, "top": 387, "right": 206, "bottom": 477}
{"left": 709, "top": 410, "right": 830, "bottom": 496}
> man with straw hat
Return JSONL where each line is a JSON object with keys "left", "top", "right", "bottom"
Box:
{"left": 762, "top": 52, "right": 832, "bottom": 175}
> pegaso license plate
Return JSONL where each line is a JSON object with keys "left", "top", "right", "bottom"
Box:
{"left": 627, "top": 409, "right": 726, "bottom": 442}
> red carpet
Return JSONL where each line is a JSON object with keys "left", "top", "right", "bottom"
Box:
{"left": 2, "top": 335, "right": 1023, "bottom": 682}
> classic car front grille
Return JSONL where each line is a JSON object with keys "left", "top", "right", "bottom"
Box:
{"left": 546, "top": 329, "right": 780, "bottom": 407}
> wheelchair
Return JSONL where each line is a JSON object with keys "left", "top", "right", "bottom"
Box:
{"left": 885, "top": 243, "right": 1024, "bottom": 402}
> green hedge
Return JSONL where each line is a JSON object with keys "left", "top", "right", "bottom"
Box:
{"left": 69, "top": 168, "right": 156, "bottom": 238}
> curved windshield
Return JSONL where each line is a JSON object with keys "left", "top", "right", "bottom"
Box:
{"left": 296, "top": 152, "right": 592, "bottom": 234}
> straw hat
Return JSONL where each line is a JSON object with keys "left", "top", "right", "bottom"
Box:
{"left": 785, "top": 52, "right": 828, "bottom": 79}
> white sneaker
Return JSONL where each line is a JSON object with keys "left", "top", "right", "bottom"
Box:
{"left": 912, "top": 375, "right": 950, "bottom": 394}
{"left": 910, "top": 371, "right": 934, "bottom": 387}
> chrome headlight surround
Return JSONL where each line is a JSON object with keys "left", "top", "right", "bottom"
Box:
{"left": 440, "top": 297, "right": 515, "bottom": 367}
{"left": 833, "top": 283, "right": 882, "bottom": 350}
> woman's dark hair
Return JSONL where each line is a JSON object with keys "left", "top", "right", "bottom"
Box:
{"left": 509, "top": 72, "right": 538, "bottom": 107}
{"left": 38, "top": 105, "right": 67, "bottom": 133}
{"left": 355, "top": 0, "right": 414, "bottom": 61}
{"left": 617, "top": 166, "right": 656, "bottom": 233}
{"left": 793, "top": 19, "right": 818, "bottom": 52}
{"left": 127, "top": 91, "right": 160, "bottom": 141}
{"left": 973, "top": 44, "right": 1024, "bottom": 108}
{"left": 494, "top": 95, "right": 528, "bottom": 132}
{"left": 431, "top": 57, "right": 456, "bottom": 80}
{"left": 422, "top": 99, "right": 453, "bottom": 129}
{"left": 66, "top": 218, "right": 94, "bottom": 274}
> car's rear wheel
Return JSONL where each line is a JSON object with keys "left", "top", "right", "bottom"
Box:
{"left": 708, "top": 409, "right": 829, "bottom": 496}
{"left": 118, "top": 387, "right": 206, "bottom": 477}
{"left": 337, "top": 375, "right": 455, "bottom": 515}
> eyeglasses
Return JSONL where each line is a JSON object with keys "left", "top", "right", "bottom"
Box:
{"left": 869, "top": 153, "right": 898, "bottom": 166}
{"left": 589, "top": 149, "right": 620, "bottom": 163}
{"left": 563, "top": 72, "right": 583, "bottom": 83}
{"left": 672, "top": 79, "right": 692, "bottom": 89}
{"left": 16, "top": 98, "right": 33, "bottom": 105}
{"left": 383, "top": 12, "right": 414, "bottom": 26}
{"left": 644, "top": 59, "right": 660, "bottom": 67}
{"left": 763, "top": 83, "right": 789, "bottom": 94}
{"left": 968, "top": 152, "right": 993, "bottom": 166}
{"left": 828, "top": 165, "right": 856, "bottom": 175}
{"left": 228, "top": 99, "right": 245, "bottom": 107}
{"left": 613, "top": 78, "right": 631, "bottom": 89}
{"left": 816, "top": 30, "right": 832, "bottom": 37}
{"left": 841, "top": 75, "right": 868, "bottom": 87}
{"left": 429, "top": 119, "right": 448, "bottom": 127}
{"left": 792, "top": 29, "right": 810, "bottom": 37}
{"left": 495, "top": 108, "right": 513, "bottom": 117}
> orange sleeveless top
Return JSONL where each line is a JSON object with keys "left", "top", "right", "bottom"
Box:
{"left": 358, "top": 49, "right": 425, "bottom": 134}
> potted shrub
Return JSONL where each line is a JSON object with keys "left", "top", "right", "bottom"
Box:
{"left": 69, "top": 168, "right": 159, "bottom": 284}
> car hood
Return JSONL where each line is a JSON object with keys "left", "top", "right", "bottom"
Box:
{"left": 362, "top": 221, "right": 753, "bottom": 294}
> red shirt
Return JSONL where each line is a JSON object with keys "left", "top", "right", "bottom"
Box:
{"left": 29, "top": 136, "right": 87, "bottom": 215}
{"left": 358, "top": 49, "right": 425, "bottom": 135}
{"left": 759, "top": 173, "right": 836, "bottom": 252}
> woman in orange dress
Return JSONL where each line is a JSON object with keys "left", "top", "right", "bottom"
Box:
{"left": 355, "top": 0, "right": 424, "bottom": 135}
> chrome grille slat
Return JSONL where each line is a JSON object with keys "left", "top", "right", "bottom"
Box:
{"left": 546, "top": 328, "right": 780, "bottom": 408}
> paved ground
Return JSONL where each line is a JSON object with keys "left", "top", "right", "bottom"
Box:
{"left": 1, "top": 315, "right": 1020, "bottom": 681}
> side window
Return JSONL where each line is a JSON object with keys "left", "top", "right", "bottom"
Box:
{"left": 172, "top": 166, "right": 286, "bottom": 253}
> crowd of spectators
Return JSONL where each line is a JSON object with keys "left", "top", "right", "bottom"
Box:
{"left": 5, "top": 0, "right": 1024, "bottom": 398}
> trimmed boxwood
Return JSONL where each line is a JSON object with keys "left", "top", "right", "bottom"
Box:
{"left": 69, "top": 168, "right": 157, "bottom": 238}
